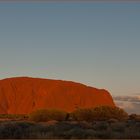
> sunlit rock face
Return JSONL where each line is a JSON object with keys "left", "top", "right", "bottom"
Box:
{"left": 0, "top": 77, "right": 115, "bottom": 114}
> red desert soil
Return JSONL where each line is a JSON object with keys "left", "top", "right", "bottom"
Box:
{"left": 0, "top": 77, "right": 115, "bottom": 114}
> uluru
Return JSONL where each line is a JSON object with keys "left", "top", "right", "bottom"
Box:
{"left": 0, "top": 77, "right": 115, "bottom": 114}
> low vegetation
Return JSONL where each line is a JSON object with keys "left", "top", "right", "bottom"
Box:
{"left": 29, "top": 106, "right": 128, "bottom": 122}
{"left": 0, "top": 119, "right": 139, "bottom": 139}
{"left": 129, "top": 114, "right": 140, "bottom": 121}
{"left": 71, "top": 106, "right": 128, "bottom": 121}
{"left": 0, "top": 114, "right": 28, "bottom": 120}
{"left": 0, "top": 106, "right": 139, "bottom": 139}
{"left": 29, "top": 109, "right": 67, "bottom": 122}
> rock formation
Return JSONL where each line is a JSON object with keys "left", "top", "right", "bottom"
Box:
{"left": 0, "top": 77, "right": 115, "bottom": 114}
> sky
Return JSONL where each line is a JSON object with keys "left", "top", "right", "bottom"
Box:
{"left": 0, "top": 2, "right": 140, "bottom": 99}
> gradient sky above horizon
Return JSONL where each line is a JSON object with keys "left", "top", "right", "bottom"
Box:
{"left": 0, "top": 2, "right": 140, "bottom": 96}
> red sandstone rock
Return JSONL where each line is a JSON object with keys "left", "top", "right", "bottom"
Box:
{"left": 0, "top": 77, "right": 115, "bottom": 114}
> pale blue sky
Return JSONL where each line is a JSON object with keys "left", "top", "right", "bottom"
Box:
{"left": 0, "top": 2, "right": 140, "bottom": 95}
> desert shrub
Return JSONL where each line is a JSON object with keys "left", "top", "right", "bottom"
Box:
{"left": 65, "top": 127, "right": 95, "bottom": 139}
{"left": 29, "top": 109, "right": 67, "bottom": 122}
{"left": 1, "top": 120, "right": 140, "bottom": 139}
{"left": 94, "top": 130, "right": 111, "bottom": 139}
{"left": 93, "top": 121, "right": 109, "bottom": 130}
{"left": 71, "top": 106, "right": 128, "bottom": 121}
{"left": 108, "top": 118, "right": 118, "bottom": 123}
{"left": 0, "top": 121, "right": 34, "bottom": 139}
{"left": 91, "top": 106, "right": 128, "bottom": 121}
{"left": 129, "top": 114, "right": 137, "bottom": 120}
{"left": 129, "top": 114, "right": 140, "bottom": 121}
{"left": 124, "top": 130, "right": 140, "bottom": 139}
{"left": 71, "top": 108, "right": 94, "bottom": 122}
{"left": 111, "top": 122, "right": 125, "bottom": 133}
{"left": 0, "top": 114, "right": 28, "bottom": 120}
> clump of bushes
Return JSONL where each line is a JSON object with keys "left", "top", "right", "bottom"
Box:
{"left": 0, "top": 114, "right": 28, "bottom": 120}
{"left": 29, "top": 109, "right": 67, "bottom": 122}
{"left": 0, "top": 119, "right": 140, "bottom": 139}
{"left": 71, "top": 108, "right": 94, "bottom": 122}
{"left": 71, "top": 106, "right": 128, "bottom": 122}
{"left": 129, "top": 114, "right": 140, "bottom": 121}
{"left": 92, "top": 106, "right": 128, "bottom": 121}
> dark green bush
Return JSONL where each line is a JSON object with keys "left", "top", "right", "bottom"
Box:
{"left": 29, "top": 109, "right": 67, "bottom": 122}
